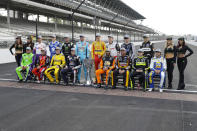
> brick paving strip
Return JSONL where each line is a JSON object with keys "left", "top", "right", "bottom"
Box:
{"left": 0, "top": 81, "right": 197, "bottom": 102}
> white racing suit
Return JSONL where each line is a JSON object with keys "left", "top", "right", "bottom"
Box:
{"left": 106, "top": 42, "right": 120, "bottom": 57}
{"left": 148, "top": 56, "right": 167, "bottom": 89}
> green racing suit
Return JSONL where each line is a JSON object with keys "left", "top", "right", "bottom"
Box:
{"left": 16, "top": 53, "right": 34, "bottom": 80}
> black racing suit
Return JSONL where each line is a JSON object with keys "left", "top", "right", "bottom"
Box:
{"left": 121, "top": 43, "right": 135, "bottom": 60}
{"left": 131, "top": 56, "right": 149, "bottom": 89}
{"left": 61, "top": 55, "right": 81, "bottom": 83}
{"left": 62, "top": 42, "right": 74, "bottom": 61}
{"left": 140, "top": 41, "right": 154, "bottom": 63}
{"left": 112, "top": 55, "right": 131, "bottom": 88}
{"left": 176, "top": 45, "right": 193, "bottom": 90}
{"left": 164, "top": 46, "right": 176, "bottom": 88}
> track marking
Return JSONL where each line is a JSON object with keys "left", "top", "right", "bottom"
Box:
{"left": 0, "top": 78, "right": 17, "bottom": 81}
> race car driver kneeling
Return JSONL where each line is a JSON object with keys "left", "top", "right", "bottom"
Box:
{"left": 112, "top": 48, "right": 131, "bottom": 91}
{"left": 148, "top": 48, "right": 167, "bottom": 92}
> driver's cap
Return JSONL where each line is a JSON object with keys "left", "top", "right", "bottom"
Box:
{"left": 55, "top": 46, "right": 61, "bottom": 50}
{"left": 155, "top": 48, "right": 161, "bottom": 52}
{"left": 143, "top": 34, "right": 149, "bottom": 38}
{"left": 96, "top": 33, "right": 101, "bottom": 37}
{"left": 71, "top": 48, "right": 75, "bottom": 51}
{"left": 26, "top": 47, "right": 31, "bottom": 50}
{"left": 120, "top": 47, "right": 126, "bottom": 51}
{"left": 138, "top": 49, "right": 144, "bottom": 52}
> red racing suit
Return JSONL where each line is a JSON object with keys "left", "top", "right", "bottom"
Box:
{"left": 32, "top": 55, "right": 50, "bottom": 80}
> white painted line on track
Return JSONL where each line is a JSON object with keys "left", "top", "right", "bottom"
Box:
{"left": 0, "top": 78, "right": 17, "bottom": 81}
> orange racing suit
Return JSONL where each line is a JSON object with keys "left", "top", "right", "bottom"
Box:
{"left": 95, "top": 56, "right": 115, "bottom": 85}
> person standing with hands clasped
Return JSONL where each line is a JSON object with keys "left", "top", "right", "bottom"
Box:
{"left": 164, "top": 37, "right": 176, "bottom": 89}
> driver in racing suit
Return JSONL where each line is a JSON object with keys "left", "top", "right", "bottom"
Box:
{"left": 44, "top": 47, "right": 65, "bottom": 84}
{"left": 112, "top": 48, "right": 131, "bottom": 91}
{"left": 75, "top": 34, "right": 90, "bottom": 83}
{"left": 49, "top": 34, "right": 62, "bottom": 59}
{"left": 91, "top": 33, "right": 106, "bottom": 70}
{"left": 121, "top": 35, "right": 135, "bottom": 60}
{"left": 148, "top": 48, "right": 167, "bottom": 92}
{"left": 16, "top": 47, "right": 35, "bottom": 82}
{"left": 32, "top": 48, "right": 50, "bottom": 83}
{"left": 95, "top": 49, "right": 115, "bottom": 89}
{"left": 61, "top": 48, "right": 81, "bottom": 85}
{"left": 106, "top": 34, "right": 120, "bottom": 57}
{"left": 130, "top": 49, "right": 149, "bottom": 91}
{"left": 140, "top": 34, "right": 154, "bottom": 63}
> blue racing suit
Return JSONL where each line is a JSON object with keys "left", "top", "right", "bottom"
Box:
{"left": 75, "top": 41, "right": 90, "bottom": 81}
{"left": 49, "top": 41, "right": 62, "bottom": 59}
{"left": 148, "top": 56, "right": 167, "bottom": 89}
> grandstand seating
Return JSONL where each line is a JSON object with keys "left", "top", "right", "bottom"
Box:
{"left": 0, "top": 16, "right": 145, "bottom": 42}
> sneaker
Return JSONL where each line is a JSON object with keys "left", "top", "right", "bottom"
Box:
{"left": 36, "top": 80, "right": 40, "bottom": 83}
{"left": 159, "top": 89, "right": 163, "bottom": 93}
{"left": 148, "top": 88, "right": 153, "bottom": 92}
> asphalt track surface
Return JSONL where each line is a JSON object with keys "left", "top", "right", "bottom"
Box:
{"left": 0, "top": 41, "right": 197, "bottom": 131}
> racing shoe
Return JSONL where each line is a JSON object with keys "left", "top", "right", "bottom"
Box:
{"left": 148, "top": 88, "right": 153, "bottom": 92}
{"left": 63, "top": 82, "right": 68, "bottom": 86}
{"left": 18, "top": 79, "right": 23, "bottom": 83}
{"left": 104, "top": 85, "right": 108, "bottom": 90}
{"left": 124, "top": 86, "right": 128, "bottom": 91}
{"left": 112, "top": 86, "right": 116, "bottom": 89}
{"left": 76, "top": 80, "right": 80, "bottom": 84}
{"left": 96, "top": 84, "right": 101, "bottom": 88}
{"left": 159, "top": 89, "right": 163, "bottom": 93}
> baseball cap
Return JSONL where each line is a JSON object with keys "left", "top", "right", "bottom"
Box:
{"left": 26, "top": 47, "right": 31, "bottom": 50}
{"left": 124, "top": 35, "right": 129, "bottom": 39}
{"left": 155, "top": 48, "right": 161, "bottom": 52}
{"left": 138, "top": 49, "right": 144, "bottom": 52}
{"left": 120, "top": 47, "right": 126, "bottom": 51}
{"left": 55, "top": 46, "right": 61, "bottom": 50}
{"left": 96, "top": 33, "right": 101, "bottom": 37}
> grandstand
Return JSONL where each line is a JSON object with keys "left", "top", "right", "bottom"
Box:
{"left": 0, "top": 0, "right": 165, "bottom": 44}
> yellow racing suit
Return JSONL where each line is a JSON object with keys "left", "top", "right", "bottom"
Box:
{"left": 91, "top": 41, "right": 106, "bottom": 70}
{"left": 45, "top": 54, "right": 65, "bottom": 83}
